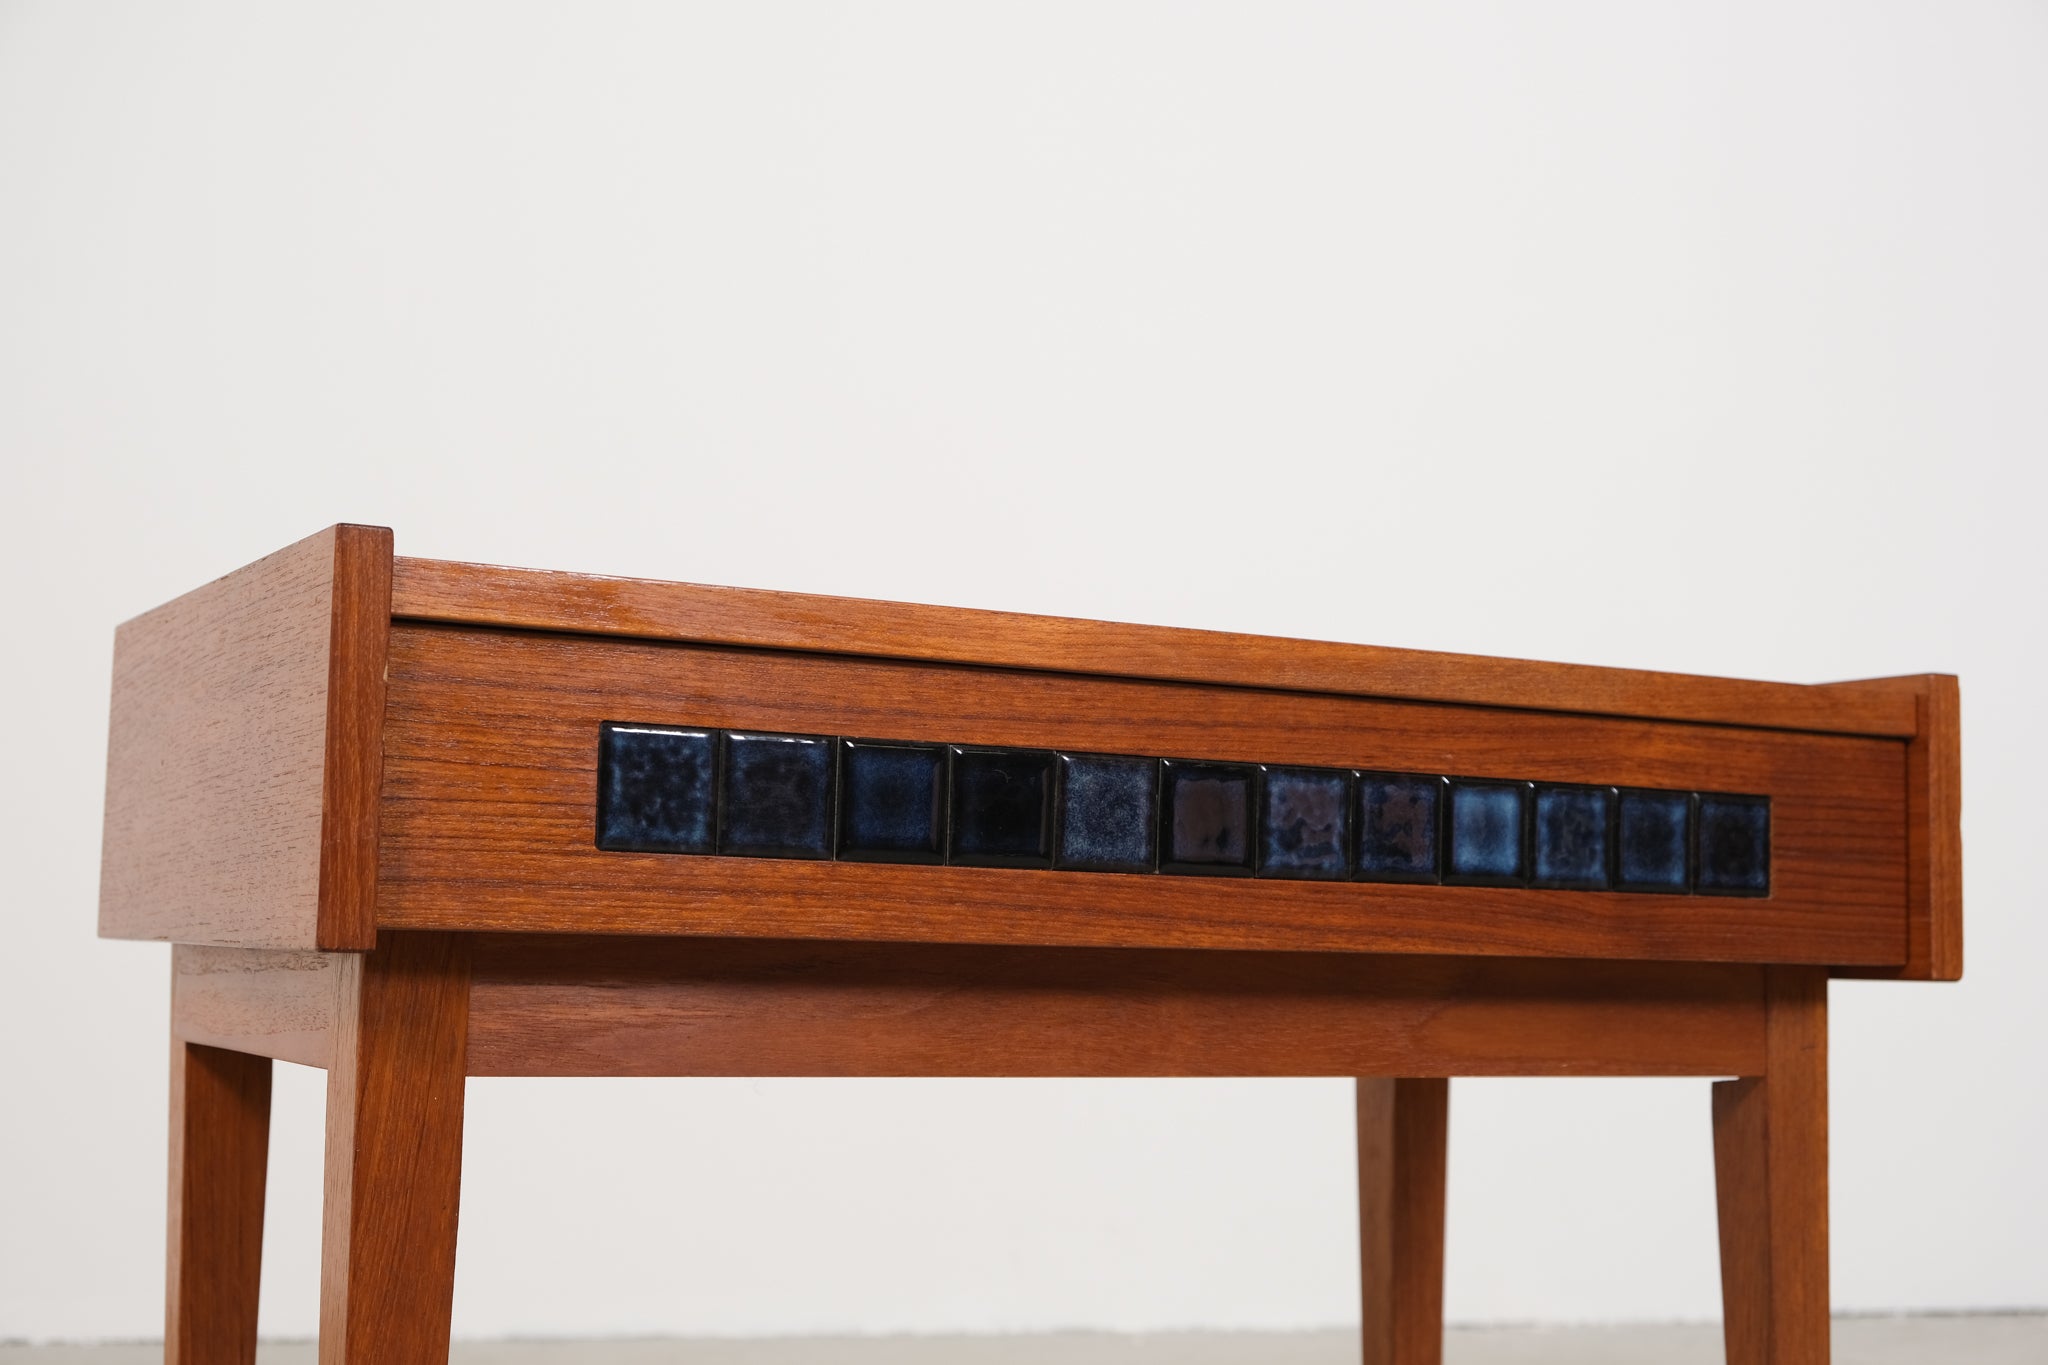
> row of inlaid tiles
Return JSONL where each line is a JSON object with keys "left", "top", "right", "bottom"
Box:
{"left": 596, "top": 723, "right": 1770, "bottom": 894}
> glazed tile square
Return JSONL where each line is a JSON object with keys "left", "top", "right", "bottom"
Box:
{"left": 596, "top": 723, "right": 717, "bottom": 855}
{"left": 1355, "top": 773, "right": 1444, "bottom": 883}
{"left": 1532, "top": 785, "right": 1614, "bottom": 890}
{"left": 838, "top": 739, "right": 948, "bottom": 863}
{"left": 1054, "top": 753, "right": 1159, "bottom": 873}
{"left": 1445, "top": 778, "right": 1531, "bottom": 886}
{"left": 1257, "top": 766, "right": 1351, "bottom": 880}
{"left": 1696, "top": 793, "right": 1770, "bottom": 896}
{"left": 949, "top": 747, "right": 1056, "bottom": 867}
{"left": 719, "top": 731, "right": 836, "bottom": 859}
{"left": 1160, "top": 759, "right": 1256, "bottom": 875}
{"left": 1615, "top": 788, "right": 1691, "bottom": 893}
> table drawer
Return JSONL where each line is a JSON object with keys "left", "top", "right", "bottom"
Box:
{"left": 376, "top": 621, "right": 1907, "bottom": 966}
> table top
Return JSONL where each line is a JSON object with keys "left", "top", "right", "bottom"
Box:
{"left": 387, "top": 553, "right": 1924, "bottom": 738}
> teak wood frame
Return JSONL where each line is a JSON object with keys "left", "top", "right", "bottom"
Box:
{"left": 108, "top": 526, "right": 1963, "bottom": 1365}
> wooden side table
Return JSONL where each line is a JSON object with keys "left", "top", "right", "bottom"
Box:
{"left": 98, "top": 524, "right": 1961, "bottom": 1365}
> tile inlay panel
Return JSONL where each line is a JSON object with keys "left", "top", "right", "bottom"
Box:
{"left": 595, "top": 721, "right": 1770, "bottom": 896}
{"left": 376, "top": 626, "right": 1907, "bottom": 964}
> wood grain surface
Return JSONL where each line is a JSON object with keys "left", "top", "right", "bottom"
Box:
{"left": 377, "top": 624, "right": 1908, "bottom": 966}
{"left": 389, "top": 556, "right": 1919, "bottom": 737}
{"left": 462, "top": 937, "right": 1770, "bottom": 1077}
{"left": 1357, "top": 1078, "right": 1449, "bottom": 1365}
{"left": 173, "top": 944, "right": 341, "bottom": 1068}
{"left": 100, "top": 524, "right": 391, "bottom": 949}
{"left": 321, "top": 933, "right": 470, "bottom": 1365}
{"left": 319, "top": 528, "right": 393, "bottom": 950}
{"left": 166, "top": 1039, "right": 272, "bottom": 1365}
{"left": 1714, "top": 967, "right": 1830, "bottom": 1365}
{"left": 1834, "top": 674, "right": 1962, "bottom": 981}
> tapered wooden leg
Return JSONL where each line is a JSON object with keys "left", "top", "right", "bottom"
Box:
{"left": 167, "top": 1038, "right": 273, "bottom": 1365}
{"left": 1358, "top": 1077, "right": 1449, "bottom": 1365}
{"left": 1714, "top": 967, "right": 1829, "bottom": 1365}
{"left": 320, "top": 933, "right": 472, "bottom": 1365}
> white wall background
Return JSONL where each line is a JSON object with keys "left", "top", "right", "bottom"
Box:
{"left": 2, "top": 0, "right": 2044, "bottom": 1343}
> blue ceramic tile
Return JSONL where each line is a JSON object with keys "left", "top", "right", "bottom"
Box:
{"left": 1696, "top": 794, "right": 1770, "bottom": 896}
{"left": 1445, "top": 779, "right": 1530, "bottom": 885}
{"left": 949, "top": 747, "right": 1055, "bottom": 867}
{"left": 1258, "top": 766, "right": 1351, "bottom": 879}
{"left": 838, "top": 739, "right": 947, "bottom": 863}
{"left": 596, "top": 723, "right": 717, "bottom": 854}
{"left": 1533, "top": 785, "right": 1614, "bottom": 889}
{"left": 1616, "top": 789, "right": 1691, "bottom": 893}
{"left": 1160, "top": 759, "right": 1256, "bottom": 875}
{"left": 1354, "top": 773, "right": 1443, "bottom": 883}
{"left": 719, "top": 731, "right": 835, "bottom": 859}
{"left": 1054, "top": 753, "right": 1158, "bottom": 873}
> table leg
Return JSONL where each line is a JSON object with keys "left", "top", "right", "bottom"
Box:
{"left": 166, "top": 1037, "right": 272, "bottom": 1365}
{"left": 1714, "top": 967, "right": 1829, "bottom": 1365}
{"left": 320, "top": 933, "right": 471, "bottom": 1365}
{"left": 1358, "top": 1077, "right": 1449, "bottom": 1365}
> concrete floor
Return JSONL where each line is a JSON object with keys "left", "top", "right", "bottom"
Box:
{"left": 2, "top": 1317, "right": 2042, "bottom": 1364}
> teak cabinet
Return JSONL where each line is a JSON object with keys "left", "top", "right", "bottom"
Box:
{"left": 99, "top": 524, "right": 1962, "bottom": 1365}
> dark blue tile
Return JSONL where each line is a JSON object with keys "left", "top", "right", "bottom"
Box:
{"left": 596, "top": 722, "right": 717, "bottom": 854}
{"left": 949, "top": 747, "right": 1054, "bottom": 867}
{"left": 719, "top": 731, "right": 835, "bottom": 859}
{"left": 1616, "top": 789, "right": 1691, "bottom": 893}
{"left": 1054, "top": 753, "right": 1158, "bottom": 873}
{"left": 1696, "top": 794, "right": 1770, "bottom": 896}
{"left": 838, "top": 739, "right": 947, "bottom": 863}
{"left": 1160, "top": 759, "right": 1256, "bottom": 876}
{"left": 1533, "top": 785, "right": 1614, "bottom": 889}
{"left": 1445, "top": 779, "right": 1530, "bottom": 885}
{"left": 1258, "top": 766, "right": 1351, "bottom": 879}
{"left": 1354, "top": 773, "right": 1443, "bottom": 883}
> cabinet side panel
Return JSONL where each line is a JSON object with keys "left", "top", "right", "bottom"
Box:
{"left": 99, "top": 525, "right": 391, "bottom": 948}
{"left": 1913, "top": 676, "right": 1964, "bottom": 978}
{"left": 1833, "top": 674, "right": 1961, "bottom": 981}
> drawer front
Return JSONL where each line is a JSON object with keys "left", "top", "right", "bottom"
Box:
{"left": 376, "top": 622, "right": 1907, "bottom": 966}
